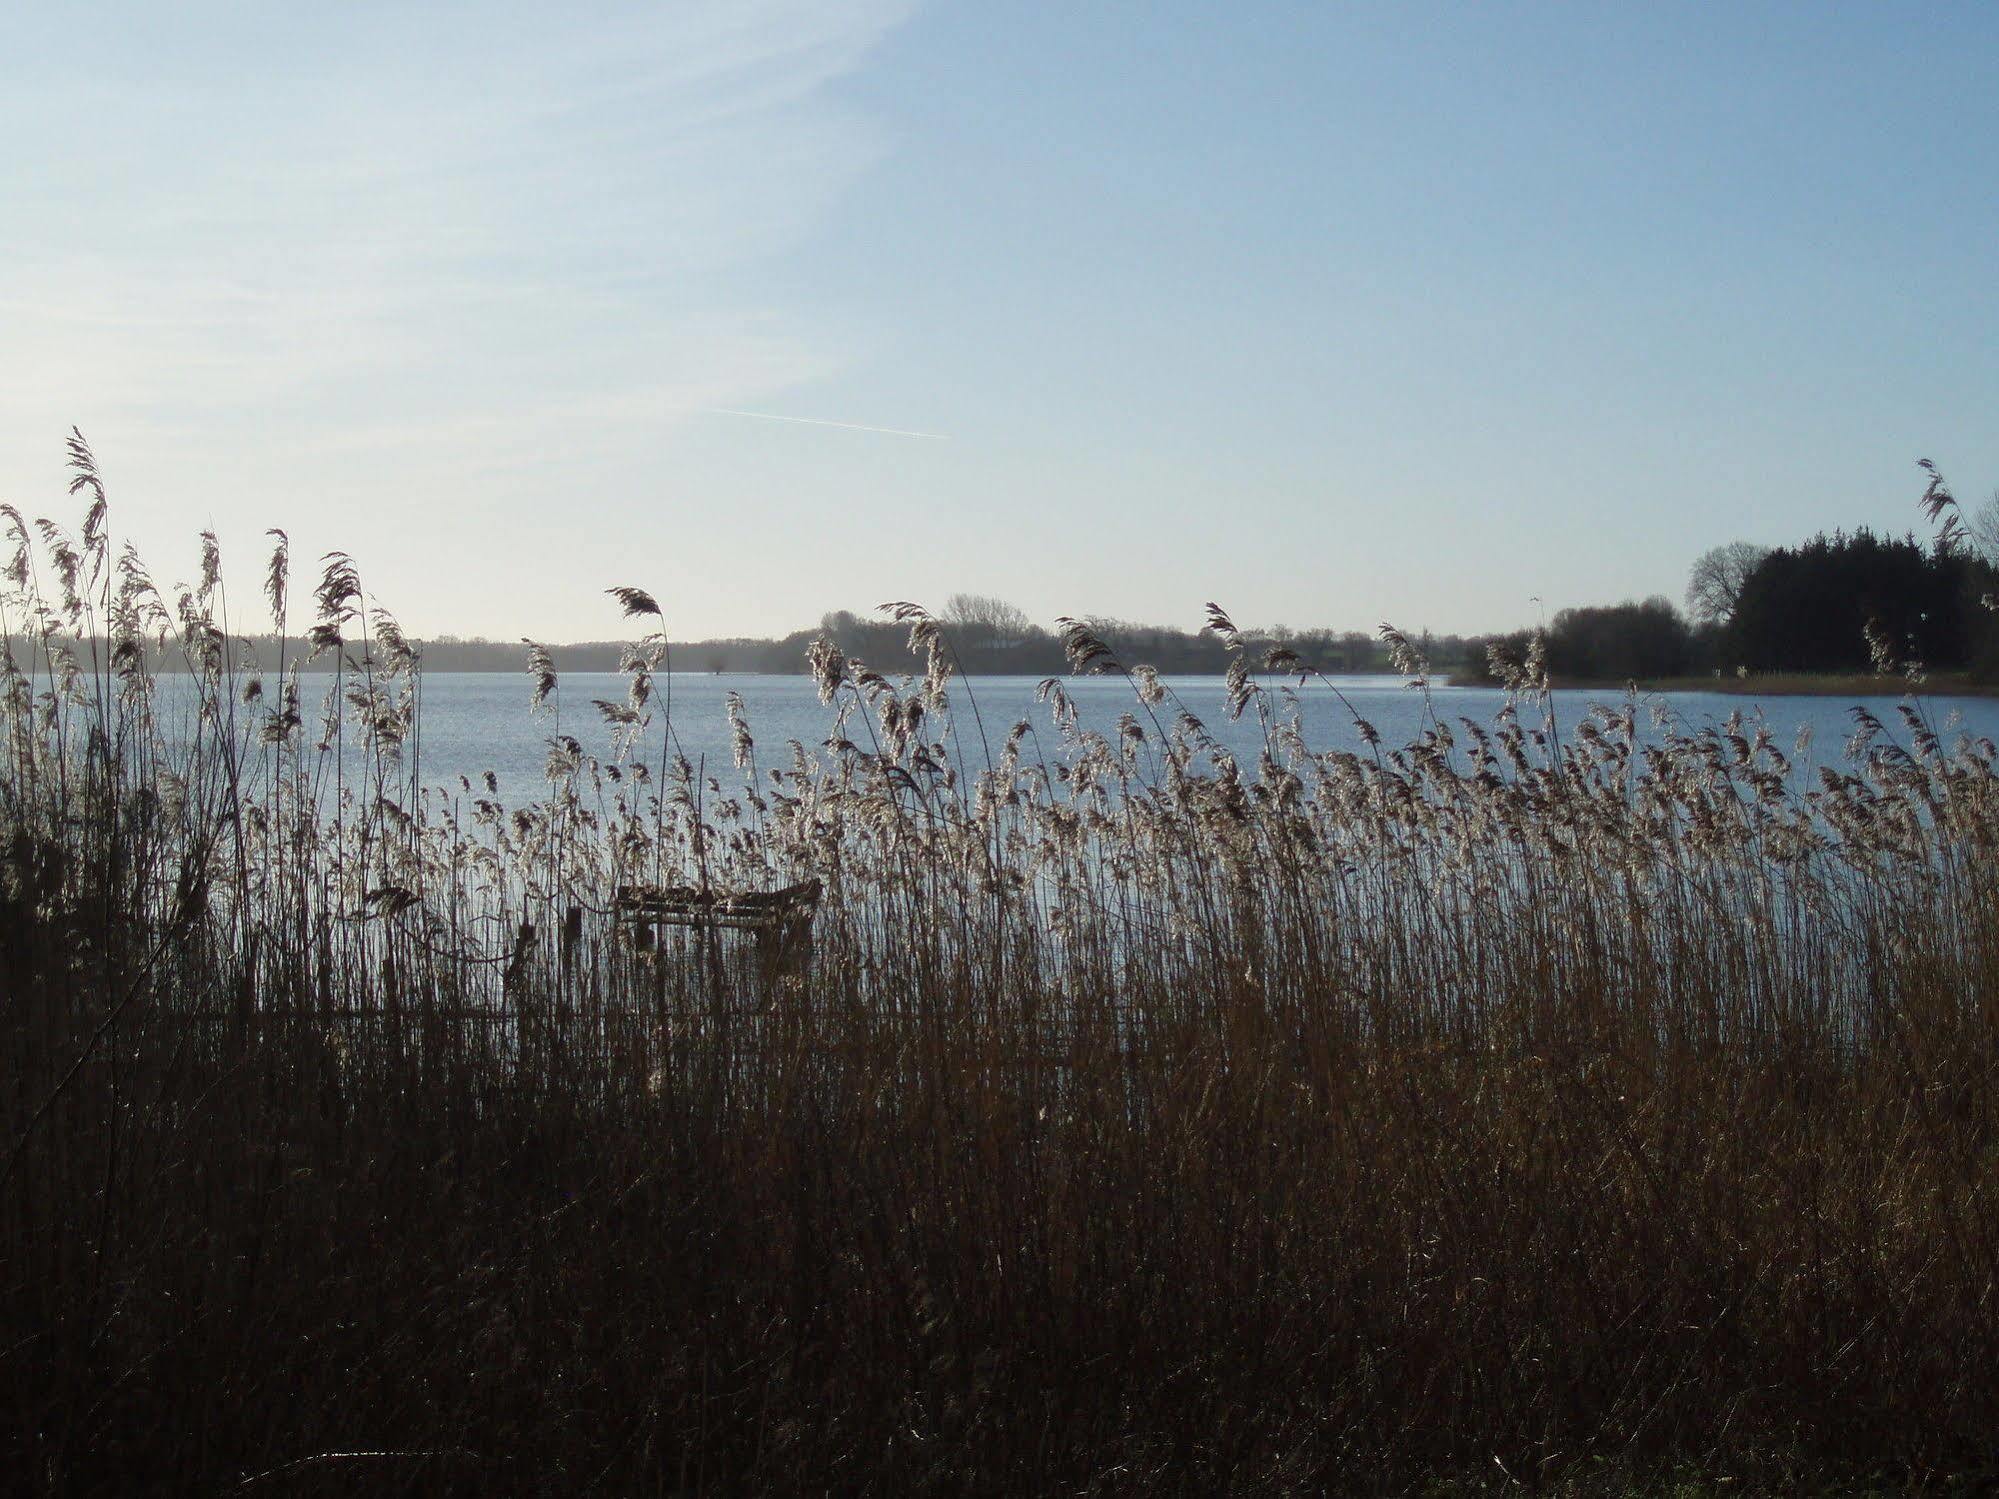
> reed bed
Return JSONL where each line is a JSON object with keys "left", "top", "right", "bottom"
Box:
{"left": 5, "top": 447, "right": 1999, "bottom": 1494}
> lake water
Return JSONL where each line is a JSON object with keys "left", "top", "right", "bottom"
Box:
{"left": 358, "top": 672, "right": 1998, "bottom": 798}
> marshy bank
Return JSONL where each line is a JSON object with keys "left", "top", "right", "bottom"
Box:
{"left": 6, "top": 463, "right": 1999, "bottom": 1494}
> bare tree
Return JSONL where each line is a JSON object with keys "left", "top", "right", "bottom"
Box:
{"left": 1685, "top": 542, "right": 1769, "bottom": 626}
{"left": 943, "top": 593, "right": 1034, "bottom": 641}
{"left": 1968, "top": 491, "right": 1999, "bottom": 566}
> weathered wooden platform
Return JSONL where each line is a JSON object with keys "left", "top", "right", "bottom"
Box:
{"left": 612, "top": 877, "right": 822, "bottom": 933}
{"left": 611, "top": 877, "right": 823, "bottom": 981}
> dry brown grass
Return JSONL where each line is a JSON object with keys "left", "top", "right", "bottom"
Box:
{"left": 5, "top": 445, "right": 1999, "bottom": 1494}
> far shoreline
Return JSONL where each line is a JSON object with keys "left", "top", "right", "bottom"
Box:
{"left": 1444, "top": 670, "right": 1999, "bottom": 699}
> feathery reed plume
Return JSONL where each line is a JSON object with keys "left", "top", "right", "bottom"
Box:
{"left": 1864, "top": 617, "right": 1897, "bottom": 677}
{"left": 1377, "top": 622, "right": 1430, "bottom": 690}
{"left": 522, "top": 639, "right": 557, "bottom": 716}
{"left": 879, "top": 600, "right": 953, "bottom": 709}
{"left": 65, "top": 426, "right": 104, "bottom": 506}
{"left": 1917, "top": 458, "right": 1968, "bottom": 553}
{"left": 726, "top": 689, "right": 755, "bottom": 770}
{"left": 197, "top": 530, "right": 221, "bottom": 603}
{"left": 806, "top": 633, "right": 847, "bottom": 704}
{"left": 1055, "top": 616, "right": 1118, "bottom": 675}
{"left": 0, "top": 503, "right": 28, "bottom": 589}
{"left": 264, "top": 528, "right": 289, "bottom": 631}
{"left": 66, "top": 427, "right": 109, "bottom": 583}
{"left": 1202, "top": 601, "right": 1241, "bottom": 650}
{"left": 315, "top": 552, "right": 361, "bottom": 624}
{"left": 371, "top": 607, "right": 417, "bottom": 672}
{"left": 306, "top": 620, "right": 344, "bottom": 660}
{"left": 607, "top": 585, "right": 662, "bottom": 620}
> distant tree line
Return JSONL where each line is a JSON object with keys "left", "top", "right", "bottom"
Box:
{"left": 690, "top": 611, "right": 1415, "bottom": 678}
{"left": 101, "top": 594, "right": 1444, "bottom": 679}
{"left": 1459, "top": 511, "right": 1999, "bottom": 687}
{"left": 67, "top": 479, "right": 1999, "bottom": 687}
{"left": 406, "top": 592, "right": 1476, "bottom": 679}
{"left": 412, "top": 616, "right": 1403, "bottom": 678}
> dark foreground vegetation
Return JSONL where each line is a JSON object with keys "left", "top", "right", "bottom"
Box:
{"left": 7, "top": 443, "right": 1999, "bottom": 1494}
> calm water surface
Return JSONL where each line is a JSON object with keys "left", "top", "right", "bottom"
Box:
{"left": 378, "top": 673, "right": 1999, "bottom": 798}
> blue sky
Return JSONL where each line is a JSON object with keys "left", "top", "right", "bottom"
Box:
{"left": 2, "top": 2, "right": 1995, "bottom": 642}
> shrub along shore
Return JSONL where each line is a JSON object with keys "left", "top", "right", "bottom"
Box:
{"left": 1446, "top": 669, "right": 1999, "bottom": 697}
{"left": 7, "top": 449, "right": 1999, "bottom": 1494}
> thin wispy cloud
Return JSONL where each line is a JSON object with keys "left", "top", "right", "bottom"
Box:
{"left": 0, "top": 0, "right": 919, "bottom": 631}
{"left": 699, "top": 408, "right": 949, "bottom": 441}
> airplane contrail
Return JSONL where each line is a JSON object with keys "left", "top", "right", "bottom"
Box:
{"left": 698, "top": 407, "right": 949, "bottom": 441}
